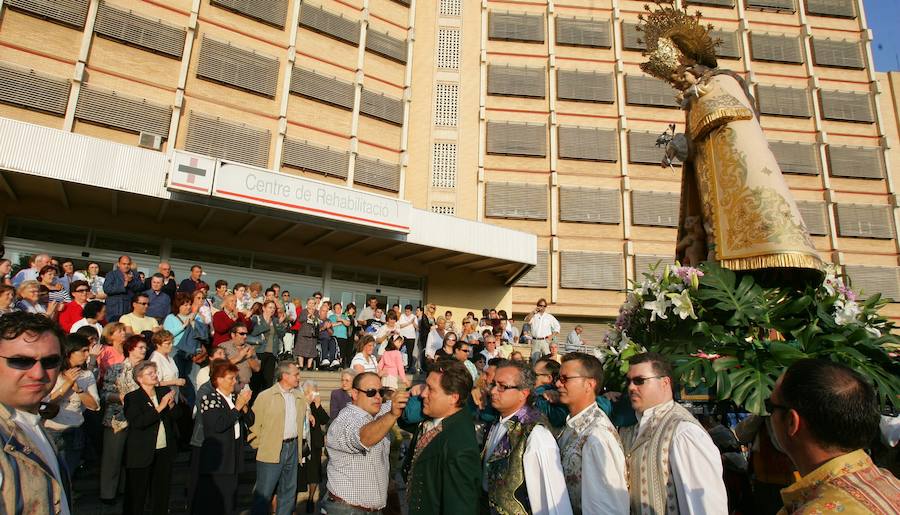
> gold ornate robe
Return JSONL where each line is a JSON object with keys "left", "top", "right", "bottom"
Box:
{"left": 677, "top": 73, "right": 824, "bottom": 277}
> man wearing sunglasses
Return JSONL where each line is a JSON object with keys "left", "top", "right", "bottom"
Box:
{"left": 483, "top": 360, "right": 572, "bottom": 514}
{"left": 0, "top": 312, "right": 71, "bottom": 514}
{"left": 220, "top": 323, "right": 260, "bottom": 391}
{"left": 768, "top": 359, "right": 900, "bottom": 514}
{"left": 555, "top": 352, "right": 627, "bottom": 514}
{"left": 324, "top": 371, "right": 409, "bottom": 514}
{"left": 523, "top": 298, "right": 560, "bottom": 364}
{"left": 619, "top": 352, "right": 727, "bottom": 515}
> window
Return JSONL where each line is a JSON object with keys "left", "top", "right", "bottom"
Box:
{"left": 516, "top": 250, "right": 548, "bottom": 287}
{"left": 185, "top": 111, "right": 271, "bottom": 168}
{"left": 621, "top": 22, "right": 644, "bottom": 51}
{"left": 807, "top": 0, "right": 855, "bottom": 18}
{"left": 299, "top": 4, "right": 360, "bottom": 46}
{"left": 437, "top": 28, "right": 460, "bottom": 69}
{"left": 756, "top": 85, "right": 811, "bottom": 118}
{"left": 844, "top": 266, "right": 900, "bottom": 300}
{"left": 711, "top": 29, "right": 741, "bottom": 59}
{"left": 769, "top": 140, "right": 820, "bottom": 175}
{"left": 560, "top": 252, "right": 624, "bottom": 290}
{"left": 0, "top": 62, "right": 70, "bottom": 115}
{"left": 94, "top": 2, "right": 186, "bottom": 58}
{"left": 431, "top": 142, "right": 457, "bottom": 188}
{"left": 290, "top": 67, "right": 355, "bottom": 110}
{"left": 75, "top": 84, "right": 172, "bottom": 137}
{"left": 210, "top": 0, "right": 288, "bottom": 27}
{"left": 486, "top": 121, "right": 547, "bottom": 157}
{"left": 434, "top": 83, "right": 459, "bottom": 126}
{"left": 795, "top": 201, "right": 829, "bottom": 236}
{"left": 197, "top": 35, "right": 280, "bottom": 97}
{"left": 746, "top": 0, "right": 795, "bottom": 12}
{"left": 827, "top": 145, "right": 885, "bottom": 179}
{"left": 354, "top": 155, "right": 401, "bottom": 192}
{"left": 487, "top": 65, "right": 545, "bottom": 98}
{"left": 282, "top": 138, "right": 350, "bottom": 179}
{"left": 489, "top": 11, "right": 544, "bottom": 43}
{"left": 557, "top": 70, "right": 614, "bottom": 103}
{"left": 559, "top": 187, "right": 621, "bottom": 224}
{"left": 557, "top": 126, "right": 617, "bottom": 162}
{"left": 835, "top": 204, "right": 893, "bottom": 239}
{"left": 750, "top": 33, "right": 803, "bottom": 63}
{"left": 485, "top": 182, "right": 547, "bottom": 220}
{"left": 6, "top": 0, "right": 89, "bottom": 29}
{"left": 628, "top": 131, "right": 666, "bottom": 164}
{"left": 631, "top": 191, "right": 679, "bottom": 227}
{"left": 555, "top": 17, "right": 611, "bottom": 48}
{"left": 812, "top": 38, "right": 864, "bottom": 69}
{"left": 819, "top": 90, "right": 874, "bottom": 123}
{"left": 360, "top": 89, "right": 403, "bottom": 125}
{"left": 366, "top": 29, "right": 407, "bottom": 64}
{"left": 625, "top": 76, "right": 679, "bottom": 108}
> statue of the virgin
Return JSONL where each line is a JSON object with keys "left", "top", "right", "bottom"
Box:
{"left": 638, "top": 2, "right": 824, "bottom": 284}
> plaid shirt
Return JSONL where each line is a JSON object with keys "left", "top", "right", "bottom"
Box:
{"left": 325, "top": 402, "right": 392, "bottom": 509}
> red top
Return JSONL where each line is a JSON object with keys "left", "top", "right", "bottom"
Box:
{"left": 58, "top": 301, "right": 85, "bottom": 333}
{"left": 211, "top": 310, "right": 251, "bottom": 347}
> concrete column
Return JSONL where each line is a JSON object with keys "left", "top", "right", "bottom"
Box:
{"left": 398, "top": 0, "right": 416, "bottom": 199}
{"left": 348, "top": 0, "right": 370, "bottom": 187}
{"left": 63, "top": 0, "right": 100, "bottom": 131}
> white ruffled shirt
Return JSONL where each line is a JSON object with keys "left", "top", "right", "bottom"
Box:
{"left": 635, "top": 401, "right": 729, "bottom": 515}
{"left": 483, "top": 411, "right": 573, "bottom": 515}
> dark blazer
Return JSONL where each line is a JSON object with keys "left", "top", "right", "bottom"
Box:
{"left": 103, "top": 269, "right": 144, "bottom": 322}
{"left": 198, "top": 390, "right": 255, "bottom": 475}
{"left": 123, "top": 386, "right": 176, "bottom": 469}
{"left": 401, "top": 407, "right": 481, "bottom": 515}
{"left": 308, "top": 403, "right": 330, "bottom": 450}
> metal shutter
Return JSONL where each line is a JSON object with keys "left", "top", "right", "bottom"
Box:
{"left": 486, "top": 121, "right": 547, "bottom": 157}
{"left": 0, "top": 62, "right": 70, "bottom": 115}
{"left": 95, "top": 2, "right": 185, "bottom": 59}
{"left": 621, "top": 22, "right": 645, "bottom": 51}
{"left": 299, "top": 3, "right": 360, "bottom": 46}
{"left": 757, "top": 85, "right": 811, "bottom": 118}
{"left": 843, "top": 265, "right": 900, "bottom": 300}
{"left": 354, "top": 155, "right": 400, "bottom": 192}
{"left": 488, "top": 11, "right": 544, "bottom": 43}
{"left": 485, "top": 182, "right": 548, "bottom": 220}
{"left": 806, "top": 0, "right": 855, "bottom": 18}
{"left": 75, "top": 84, "right": 172, "bottom": 137}
{"left": 555, "top": 17, "right": 610, "bottom": 48}
{"left": 360, "top": 89, "right": 403, "bottom": 125}
{"left": 290, "top": 67, "right": 354, "bottom": 110}
{"left": 812, "top": 38, "right": 863, "bottom": 69}
{"left": 820, "top": 90, "right": 874, "bottom": 123}
{"left": 632, "top": 191, "right": 679, "bottom": 227}
{"left": 197, "top": 35, "right": 279, "bottom": 97}
{"left": 210, "top": 0, "right": 288, "bottom": 27}
{"left": 487, "top": 65, "right": 546, "bottom": 98}
{"left": 769, "top": 140, "right": 820, "bottom": 175}
{"left": 625, "top": 75, "right": 678, "bottom": 108}
{"left": 827, "top": 145, "right": 885, "bottom": 179}
{"left": 686, "top": 0, "right": 734, "bottom": 6}
{"left": 6, "top": 0, "right": 89, "bottom": 28}
{"left": 795, "top": 201, "right": 828, "bottom": 236}
{"left": 517, "top": 250, "right": 548, "bottom": 287}
{"left": 282, "top": 137, "right": 349, "bottom": 179}
{"left": 557, "top": 126, "right": 618, "bottom": 162}
{"left": 560, "top": 251, "right": 624, "bottom": 290}
{"left": 559, "top": 187, "right": 621, "bottom": 224}
{"left": 746, "top": 0, "right": 795, "bottom": 11}
{"left": 366, "top": 29, "right": 407, "bottom": 64}
{"left": 835, "top": 204, "right": 894, "bottom": 239}
{"left": 628, "top": 131, "right": 666, "bottom": 164}
{"left": 635, "top": 254, "right": 673, "bottom": 275}
{"left": 557, "top": 70, "right": 614, "bottom": 103}
{"left": 711, "top": 29, "right": 741, "bottom": 59}
{"left": 184, "top": 111, "right": 271, "bottom": 168}
{"left": 750, "top": 33, "right": 803, "bottom": 63}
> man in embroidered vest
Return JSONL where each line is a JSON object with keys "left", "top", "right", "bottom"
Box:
{"left": 620, "top": 352, "right": 727, "bottom": 514}
{"left": 0, "top": 312, "right": 71, "bottom": 514}
{"left": 401, "top": 359, "right": 481, "bottom": 515}
{"left": 556, "top": 352, "right": 628, "bottom": 514}
{"left": 483, "top": 360, "right": 572, "bottom": 515}
{"left": 770, "top": 359, "right": 900, "bottom": 514}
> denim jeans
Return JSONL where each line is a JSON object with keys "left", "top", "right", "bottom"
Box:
{"left": 174, "top": 350, "right": 196, "bottom": 406}
{"left": 320, "top": 496, "right": 383, "bottom": 515}
{"left": 251, "top": 438, "right": 298, "bottom": 515}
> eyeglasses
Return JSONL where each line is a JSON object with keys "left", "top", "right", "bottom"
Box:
{"left": 489, "top": 382, "right": 523, "bottom": 393}
{"left": 765, "top": 399, "right": 790, "bottom": 414}
{"left": 354, "top": 387, "right": 391, "bottom": 398}
{"left": 534, "top": 371, "right": 553, "bottom": 378}
{"left": 135, "top": 302, "right": 149, "bottom": 306}
{"left": 557, "top": 375, "right": 589, "bottom": 385}
{"left": 625, "top": 376, "right": 664, "bottom": 386}
{"left": 0, "top": 354, "right": 62, "bottom": 371}
{"left": 74, "top": 288, "right": 90, "bottom": 293}
{"left": 235, "top": 332, "right": 248, "bottom": 336}
{"left": 537, "top": 304, "right": 547, "bottom": 308}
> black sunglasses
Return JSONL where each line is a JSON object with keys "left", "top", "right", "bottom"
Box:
{"left": 765, "top": 399, "right": 790, "bottom": 414}
{"left": 557, "top": 374, "right": 589, "bottom": 385}
{"left": 354, "top": 387, "right": 391, "bottom": 398}
{"left": 625, "top": 375, "right": 664, "bottom": 386}
{"left": 0, "top": 354, "right": 62, "bottom": 371}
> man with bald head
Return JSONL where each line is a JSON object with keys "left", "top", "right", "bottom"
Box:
{"left": 103, "top": 255, "right": 144, "bottom": 322}
{"left": 770, "top": 359, "right": 900, "bottom": 514}
{"left": 12, "top": 253, "right": 50, "bottom": 287}
{"left": 0, "top": 312, "right": 71, "bottom": 513}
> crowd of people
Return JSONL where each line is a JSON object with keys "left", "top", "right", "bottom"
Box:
{"left": 0, "top": 250, "right": 899, "bottom": 515}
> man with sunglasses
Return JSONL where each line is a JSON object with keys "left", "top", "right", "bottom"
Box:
{"left": 220, "top": 323, "right": 260, "bottom": 391}
{"left": 619, "top": 352, "right": 727, "bottom": 515}
{"left": 119, "top": 293, "right": 160, "bottom": 336}
{"left": 0, "top": 312, "right": 71, "bottom": 514}
{"left": 483, "top": 360, "right": 572, "bottom": 514}
{"left": 324, "top": 371, "right": 409, "bottom": 514}
{"left": 555, "top": 352, "right": 628, "bottom": 514}
{"left": 523, "top": 298, "right": 560, "bottom": 364}
{"left": 768, "top": 359, "right": 900, "bottom": 514}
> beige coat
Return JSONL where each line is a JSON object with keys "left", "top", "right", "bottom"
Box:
{"left": 0, "top": 403, "right": 69, "bottom": 514}
{"left": 248, "top": 383, "right": 307, "bottom": 464}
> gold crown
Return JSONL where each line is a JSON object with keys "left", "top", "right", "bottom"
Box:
{"left": 637, "top": 2, "right": 720, "bottom": 81}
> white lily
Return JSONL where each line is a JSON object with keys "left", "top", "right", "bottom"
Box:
{"left": 644, "top": 293, "right": 671, "bottom": 322}
{"left": 834, "top": 299, "right": 861, "bottom": 326}
{"left": 667, "top": 289, "right": 697, "bottom": 320}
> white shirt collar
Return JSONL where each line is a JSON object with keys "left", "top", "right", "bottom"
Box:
{"left": 565, "top": 402, "right": 597, "bottom": 428}
{"left": 637, "top": 399, "right": 675, "bottom": 430}
{"left": 12, "top": 408, "right": 41, "bottom": 428}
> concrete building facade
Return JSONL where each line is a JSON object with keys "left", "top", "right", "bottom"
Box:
{"left": 0, "top": 0, "right": 896, "bottom": 342}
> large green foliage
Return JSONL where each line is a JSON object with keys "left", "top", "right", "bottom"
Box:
{"left": 605, "top": 263, "right": 900, "bottom": 415}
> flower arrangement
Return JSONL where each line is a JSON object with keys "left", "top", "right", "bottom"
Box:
{"left": 604, "top": 262, "right": 900, "bottom": 415}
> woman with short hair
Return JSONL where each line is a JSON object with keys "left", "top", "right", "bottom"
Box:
{"left": 0, "top": 283, "right": 15, "bottom": 316}
{"left": 192, "top": 360, "right": 253, "bottom": 515}
{"left": 329, "top": 369, "right": 355, "bottom": 419}
{"left": 123, "top": 360, "right": 177, "bottom": 515}
{"left": 15, "top": 279, "right": 51, "bottom": 316}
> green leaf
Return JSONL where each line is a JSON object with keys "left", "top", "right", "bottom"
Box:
{"left": 768, "top": 341, "right": 807, "bottom": 365}
{"left": 712, "top": 356, "right": 739, "bottom": 372}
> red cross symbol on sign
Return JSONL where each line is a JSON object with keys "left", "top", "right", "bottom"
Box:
{"left": 178, "top": 158, "right": 206, "bottom": 184}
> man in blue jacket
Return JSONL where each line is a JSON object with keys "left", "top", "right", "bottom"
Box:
{"left": 102, "top": 255, "right": 143, "bottom": 322}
